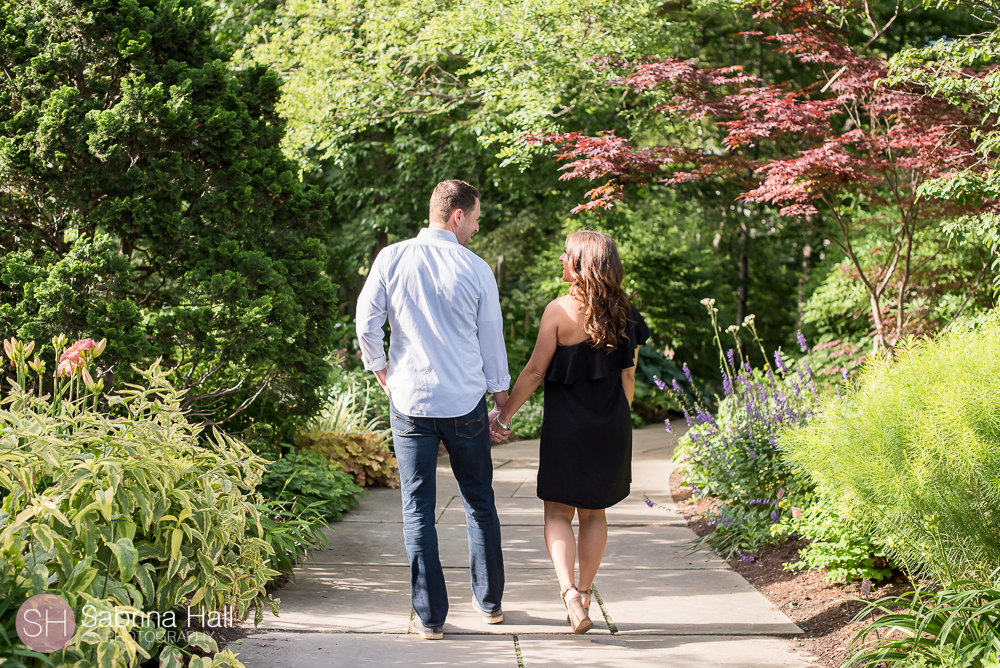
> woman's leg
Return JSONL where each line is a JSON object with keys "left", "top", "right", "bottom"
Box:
{"left": 543, "top": 501, "right": 577, "bottom": 590}
{"left": 576, "top": 507, "right": 608, "bottom": 610}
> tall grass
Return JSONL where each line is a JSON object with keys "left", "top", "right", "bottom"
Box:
{"left": 782, "top": 316, "right": 1000, "bottom": 585}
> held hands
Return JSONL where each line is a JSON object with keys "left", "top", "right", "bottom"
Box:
{"left": 488, "top": 407, "right": 511, "bottom": 443}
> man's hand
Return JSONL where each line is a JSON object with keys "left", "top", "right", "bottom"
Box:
{"left": 372, "top": 368, "right": 389, "bottom": 396}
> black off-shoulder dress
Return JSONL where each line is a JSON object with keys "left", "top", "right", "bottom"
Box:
{"left": 536, "top": 305, "right": 651, "bottom": 510}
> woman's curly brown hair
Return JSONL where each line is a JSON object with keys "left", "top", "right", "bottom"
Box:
{"left": 564, "top": 231, "right": 633, "bottom": 351}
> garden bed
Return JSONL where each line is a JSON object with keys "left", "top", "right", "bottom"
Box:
{"left": 670, "top": 469, "right": 911, "bottom": 668}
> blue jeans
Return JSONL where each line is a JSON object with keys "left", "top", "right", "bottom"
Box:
{"left": 390, "top": 395, "right": 505, "bottom": 628}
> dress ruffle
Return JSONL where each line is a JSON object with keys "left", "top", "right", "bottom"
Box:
{"left": 544, "top": 305, "right": 651, "bottom": 385}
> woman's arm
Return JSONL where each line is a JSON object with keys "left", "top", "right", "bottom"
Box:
{"left": 495, "top": 301, "right": 561, "bottom": 429}
{"left": 621, "top": 346, "right": 640, "bottom": 406}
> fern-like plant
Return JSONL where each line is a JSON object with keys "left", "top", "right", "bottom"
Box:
{"left": 782, "top": 315, "right": 1000, "bottom": 585}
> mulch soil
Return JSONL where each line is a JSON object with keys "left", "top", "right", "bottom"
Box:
{"left": 669, "top": 469, "right": 911, "bottom": 668}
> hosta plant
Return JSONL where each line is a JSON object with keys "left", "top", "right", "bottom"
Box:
{"left": 0, "top": 337, "right": 277, "bottom": 668}
{"left": 258, "top": 452, "right": 364, "bottom": 520}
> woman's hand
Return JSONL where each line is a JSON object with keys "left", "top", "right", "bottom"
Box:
{"left": 489, "top": 408, "right": 511, "bottom": 443}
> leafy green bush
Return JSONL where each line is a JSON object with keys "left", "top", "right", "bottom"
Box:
{"left": 672, "top": 302, "right": 819, "bottom": 561}
{"left": 847, "top": 579, "right": 1000, "bottom": 668}
{"left": 0, "top": 564, "right": 48, "bottom": 668}
{"left": 258, "top": 452, "right": 364, "bottom": 520}
{"left": 776, "top": 489, "right": 893, "bottom": 584}
{"left": 512, "top": 393, "right": 545, "bottom": 440}
{"left": 782, "top": 316, "right": 1000, "bottom": 585}
{"left": 0, "top": 339, "right": 273, "bottom": 668}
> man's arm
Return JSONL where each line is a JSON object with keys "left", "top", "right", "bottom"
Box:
{"left": 476, "top": 266, "right": 510, "bottom": 436}
{"left": 356, "top": 255, "right": 390, "bottom": 396}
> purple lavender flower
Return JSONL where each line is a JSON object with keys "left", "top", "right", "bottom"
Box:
{"left": 683, "top": 410, "right": 693, "bottom": 426}
{"left": 748, "top": 450, "right": 756, "bottom": 458}
{"left": 663, "top": 419, "right": 672, "bottom": 433}
{"left": 774, "top": 350, "right": 788, "bottom": 373}
{"left": 841, "top": 367, "right": 848, "bottom": 381}
{"left": 727, "top": 348, "right": 735, "bottom": 368}
{"left": 744, "top": 361, "right": 752, "bottom": 373}
{"left": 673, "top": 379, "right": 683, "bottom": 394}
{"left": 790, "top": 379, "right": 802, "bottom": 399}
{"left": 770, "top": 510, "right": 779, "bottom": 522}
{"left": 644, "top": 496, "right": 654, "bottom": 508}
{"left": 796, "top": 331, "right": 810, "bottom": 353}
{"left": 652, "top": 375, "right": 666, "bottom": 391}
{"left": 723, "top": 375, "right": 733, "bottom": 397}
{"left": 683, "top": 363, "right": 693, "bottom": 384}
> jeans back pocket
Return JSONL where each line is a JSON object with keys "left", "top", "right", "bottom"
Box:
{"left": 454, "top": 406, "right": 486, "bottom": 439}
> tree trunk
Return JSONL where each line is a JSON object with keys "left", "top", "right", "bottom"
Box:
{"left": 736, "top": 222, "right": 749, "bottom": 326}
{"left": 894, "top": 226, "right": 915, "bottom": 342}
{"left": 869, "top": 292, "right": 885, "bottom": 353}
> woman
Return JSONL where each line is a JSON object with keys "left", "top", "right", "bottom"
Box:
{"left": 491, "top": 230, "right": 650, "bottom": 634}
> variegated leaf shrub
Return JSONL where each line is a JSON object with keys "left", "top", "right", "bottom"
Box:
{"left": 1, "top": 337, "right": 280, "bottom": 668}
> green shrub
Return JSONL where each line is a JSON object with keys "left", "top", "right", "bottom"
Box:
{"left": 1, "top": 340, "right": 272, "bottom": 668}
{"left": 782, "top": 316, "right": 1000, "bottom": 585}
{"left": 0, "top": 0, "right": 340, "bottom": 435}
{"left": 847, "top": 580, "right": 1000, "bottom": 668}
{"left": 0, "top": 564, "right": 48, "bottom": 668}
{"left": 776, "top": 488, "right": 893, "bottom": 584}
{"left": 258, "top": 452, "right": 364, "bottom": 520}
{"left": 513, "top": 393, "right": 545, "bottom": 440}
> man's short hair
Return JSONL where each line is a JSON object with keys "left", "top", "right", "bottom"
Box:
{"left": 429, "top": 180, "right": 481, "bottom": 223}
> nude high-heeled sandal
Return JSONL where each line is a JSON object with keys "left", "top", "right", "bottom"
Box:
{"left": 561, "top": 584, "right": 593, "bottom": 634}
{"left": 566, "top": 588, "right": 592, "bottom": 621}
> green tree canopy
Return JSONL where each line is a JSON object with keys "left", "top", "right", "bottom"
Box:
{"left": 0, "top": 0, "right": 339, "bottom": 427}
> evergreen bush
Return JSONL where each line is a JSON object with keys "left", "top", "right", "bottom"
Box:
{"left": 0, "top": 0, "right": 338, "bottom": 433}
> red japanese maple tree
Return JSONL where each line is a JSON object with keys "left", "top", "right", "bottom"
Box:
{"left": 534, "top": 0, "right": 996, "bottom": 349}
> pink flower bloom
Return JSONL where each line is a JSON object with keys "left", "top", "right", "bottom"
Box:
{"left": 54, "top": 338, "right": 96, "bottom": 377}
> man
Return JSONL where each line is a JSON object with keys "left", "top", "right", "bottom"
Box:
{"left": 356, "top": 180, "right": 509, "bottom": 640}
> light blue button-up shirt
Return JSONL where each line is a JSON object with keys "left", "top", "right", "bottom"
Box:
{"left": 356, "top": 228, "right": 510, "bottom": 418}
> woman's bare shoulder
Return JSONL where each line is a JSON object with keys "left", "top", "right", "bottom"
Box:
{"left": 544, "top": 295, "right": 577, "bottom": 318}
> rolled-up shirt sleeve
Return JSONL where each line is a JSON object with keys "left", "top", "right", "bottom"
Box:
{"left": 356, "top": 255, "right": 388, "bottom": 372}
{"left": 476, "top": 268, "right": 510, "bottom": 393}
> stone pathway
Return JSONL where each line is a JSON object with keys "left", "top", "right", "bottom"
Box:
{"left": 237, "top": 423, "right": 815, "bottom": 667}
